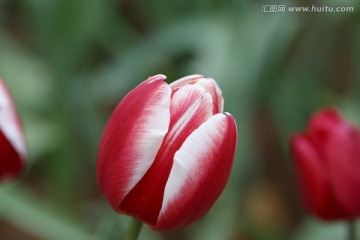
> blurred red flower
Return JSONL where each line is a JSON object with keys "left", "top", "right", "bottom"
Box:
{"left": 291, "top": 108, "right": 360, "bottom": 220}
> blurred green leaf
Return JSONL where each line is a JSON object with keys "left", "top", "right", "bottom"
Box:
{"left": 0, "top": 184, "right": 98, "bottom": 240}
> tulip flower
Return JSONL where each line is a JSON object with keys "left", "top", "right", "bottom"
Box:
{"left": 0, "top": 79, "right": 26, "bottom": 180}
{"left": 97, "top": 74, "right": 237, "bottom": 231}
{"left": 290, "top": 108, "right": 360, "bottom": 221}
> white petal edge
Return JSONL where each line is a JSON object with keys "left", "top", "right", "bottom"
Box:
{"left": 147, "top": 74, "right": 167, "bottom": 84}
{"left": 124, "top": 79, "right": 172, "bottom": 196}
{"left": 169, "top": 74, "right": 204, "bottom": 89}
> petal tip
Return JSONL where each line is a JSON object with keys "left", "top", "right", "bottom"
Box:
{"left": 147, "top": 74, "right": 167, "bottom": 83}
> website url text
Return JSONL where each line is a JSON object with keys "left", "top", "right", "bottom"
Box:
{"left": 261, "top": 5, "right": 354, "bottom": 13}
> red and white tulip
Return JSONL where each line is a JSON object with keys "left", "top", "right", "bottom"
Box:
{"left": 97, "top": 74, "right": 237, "bottom": 230}
{"left": 0, "top": 79, "right": 26, "bottom": 181}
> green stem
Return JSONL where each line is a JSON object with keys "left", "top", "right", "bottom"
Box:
{"left": 124, "top": 218, "right": 143, "bottom": 240}
{"left": 348, "top": 220, "right": 356, "bottom": 240}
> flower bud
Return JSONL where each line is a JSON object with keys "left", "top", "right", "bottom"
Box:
{"left": 97, "top": 74, "right": 237, "bottom": 230}
{"left": 290, "top": 108, "right": 360, "bottom": 220}
{"left": 0, "top": 79, "right": 26, "bottom": 181}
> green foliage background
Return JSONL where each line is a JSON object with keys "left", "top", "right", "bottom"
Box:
{"left": 0, "top": 0, "right": 360, "bottom": 239}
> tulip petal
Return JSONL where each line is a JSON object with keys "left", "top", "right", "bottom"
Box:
{"left": 290, "top": 134, "right": 345, "bottom": 219}
{"left": 166, "top": 84, "right": 213, "bottom": 146}
{"left": 170, "top": 75, "right": 224, "bottom": 114}
{"left": 194, "top": 78, "right": 223, "bottom": 114}
{"left": 154, "top": 113, "right": 237, "bottom": 230}
{"left": 308, "top": 108, "right": 342, "bottom": 146}
{"left": 169, "top": 74, "right": 204, "bottom": 89}
{"left": 323, "top": 122, "right": 360, "bottom": 218}
{"left": 290, "top": 135, "right": 327, "bottom": 215}
{"left": 0, "top": 131, "right": 23, "bottom": 180}
{"left": 119, "top": 83, "right": 214, "bottom": 225}
{"left": 0, "top": 80, "right": 26, "bottom": 180}
{"left": 97, "top": 75, "right": 171, "bottom": 210}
